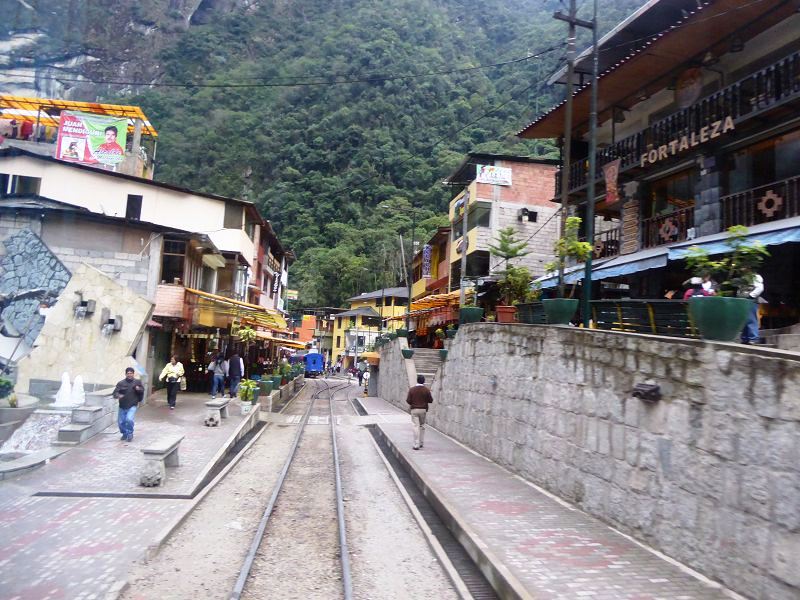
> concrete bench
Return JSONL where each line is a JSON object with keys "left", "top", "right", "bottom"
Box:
{"left": 204, "top": 398, "right": 230, "bottom": 427}
{"left": 139, "top": 434, "right": 185, "bottom": 487}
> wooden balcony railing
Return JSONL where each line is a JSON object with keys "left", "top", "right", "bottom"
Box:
{"left": 556, "top": 50, "right": 800, "bottom": 196}
{"left": 587, "top": 227, "right": 622, "bottom": 259}
{"left": 720, "top": 175, "right": 800, "bottom": 229}
{"left": 641, "top": 207, "right": 694, "bottom": 249}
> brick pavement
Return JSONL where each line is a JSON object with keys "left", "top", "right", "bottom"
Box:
{"left": 0, "top": 391, "right": 251, "bottom": 600}
{"left": 365, "top": 397, "right": 735, "bottom": 600}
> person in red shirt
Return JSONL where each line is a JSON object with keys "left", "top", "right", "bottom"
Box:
{"left": 406, "top": 375, "right": 434, "bottom": 450}
{"left": 96, "top": 125, "right": 123, "bottom": 155}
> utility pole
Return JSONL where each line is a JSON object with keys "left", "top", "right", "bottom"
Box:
{"left": 581, "top": 0, "right": 599, "bottom": 328}
{"left": 458, "top": 190, "right": 470, "bottom": 307}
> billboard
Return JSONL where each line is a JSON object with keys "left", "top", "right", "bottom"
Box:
{"left": 286, "top": 289, "right": 299, "bottom": 301}
{"left": 56, "top": 111, "right": 127, "bottom": 169}
{"left": 476, "top": 165, "right": 512, "bottom": 186}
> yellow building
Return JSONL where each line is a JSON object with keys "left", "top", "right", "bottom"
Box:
{"left": 332, "top": 287, "right": 409, "bottom": 368}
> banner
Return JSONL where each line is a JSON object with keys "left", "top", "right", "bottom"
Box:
{"left": 286, "top": 289, "right": 299, "bottom": 301}
{"left": 56, "top": 110, "right": 127, "bottom": 169}
{"left": 603, "top": 159, "right": 621, "bottom": 204}
{"left": 476, "top": 164, "right": 512, "bottom": 186}
{"left": 421, "top": 244, "right": 432, "bottom": 279}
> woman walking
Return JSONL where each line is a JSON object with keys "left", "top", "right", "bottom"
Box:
{"left": 159, "top": 355, "right": 185, "bottom": 410}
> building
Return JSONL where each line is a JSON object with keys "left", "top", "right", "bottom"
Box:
{"left": 519, "top": 0, "right": 800, "bottom": 336}
{"left": 444, "top": 154, "right": 560, "bottom": 292}
{"left": 332, "top": 287, "right": 408, "bottom": 368}
{"left": 410, "top": 226, "right": 451, "bottom": 302}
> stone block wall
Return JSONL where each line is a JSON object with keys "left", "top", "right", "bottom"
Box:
{"left": 377, "top": 323, "right": 800, "bottom": 599}
{"left": 50, "top": 246, "right": 151, "bottom": 297}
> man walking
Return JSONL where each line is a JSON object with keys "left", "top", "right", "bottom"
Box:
{"left": 208, "top": 353, "right": 227, "bottom": 399}
{"left": 357, "top": 358, "right": 368, "bottom": 387}
{"left": 113, "top": 367, "right": 144, "bottom": 442}
{"left": 228, "top": 351, "right": 244, "bottom": 398}
{"left": 740, "top": 269, "right": 765, "bottom": 344}
{"left": 406, "top": 375, "right": 433, "bottom": 450}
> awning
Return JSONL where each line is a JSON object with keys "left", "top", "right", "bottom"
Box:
{"left": 411, "top": 289, "right": 472, "bottom": 311}
{"left": 668, "top": 217, "right": 800, "bottom": 260}
{"left": 593, "top": 247, "right": 668, "bottom": 280}
{"left": 185, "top": 288, "right": 287, "bottom": 329}
{"left": 255, "top": 331, "right": 306, "bottom": 349}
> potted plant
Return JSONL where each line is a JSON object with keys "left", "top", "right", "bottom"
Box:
{"left": 280, "top": 362, "right": 291, "bottom": 385}
{"left": 434, "top": 328, "right": 445, "bottom": 340}
{"left": 684, "top": 225, "right": 769, "bottom": 341}
{"left": 271, "top": 369, "right": 283, "bottom": 390}
{"left": 459, "top": 298, "right": 484, "bottom": 324}
{"left": 439, "top": 349, "right": 448, "bottom": 360}
{"left": 445, "top": 323, "right": 457, "bottom": 338}
{"left": 238, "top": 379, "right": 259, "bottom": 413}
{"left": 489, "top": 227, "right": 531, "bottom": 323}
{"left": 396, "top": 327, "right": 408, "bottom": 338}
{"left": 543, "top": 216, "right": 592, "bottom": 324}
{"left": 0, "top": 376, "right": 13, "bottom": 400}
{"left": 387, "top": 331, "right": 398, "bottom": 340}
{"left": 516, "top": 284, "right": 546, "bottom": 324}
{"left": 401, "top": 348, "right": 415, "bottom": 359}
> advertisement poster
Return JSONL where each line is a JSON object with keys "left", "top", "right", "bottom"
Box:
{"left": 476, "top": 164, "right": 512, "bottom": 186}
{"left": 286, "top": 289, "right": 299, "bottom": 301}
{"left": 56, "top": 111, "right": 127, "bottom": 169}
{"left": 421, "top": 244, "right": 432, "bottom": 278}
{"left": 603, "top": 159, "right": 621, "bottom": 204}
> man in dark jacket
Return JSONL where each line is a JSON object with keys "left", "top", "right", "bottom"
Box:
{"left": 114, "top": 367, "right": 144, "bottom": 442}
{"left": 228, "top": 352, "right": 244, "bottom": 398}
{"left": 406, "top": 375, "right": 433, "bottom": 450}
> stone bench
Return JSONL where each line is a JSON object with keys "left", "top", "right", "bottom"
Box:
{"left": 139, "top": 434, "right": 184, "bottom": 487}
{"left": 204, "top": 398, "right": 230, "bottom": 427}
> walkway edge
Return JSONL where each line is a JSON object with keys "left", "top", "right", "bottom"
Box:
{"left": 374, "top": 424, "right": 533, "bottom": 600}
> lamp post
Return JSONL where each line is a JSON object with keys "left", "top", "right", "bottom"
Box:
{"left": 406, "top": 206, "right": 416, "bottom": 331}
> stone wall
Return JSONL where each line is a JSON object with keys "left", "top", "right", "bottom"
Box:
{"left": 377, "top": 323, "right": 800, "bottom": 599}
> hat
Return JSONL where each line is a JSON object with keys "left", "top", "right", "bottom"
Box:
{"left": 689, "top": 277, "right": 703, "bottom": 285}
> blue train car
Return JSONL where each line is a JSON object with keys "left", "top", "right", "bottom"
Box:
{"left": 303, "top": 352, "right": 324, "bottom": 378}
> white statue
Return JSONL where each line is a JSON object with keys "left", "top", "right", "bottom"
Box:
{"left": 53, "top": 372, "right": 72, "bottom": 406}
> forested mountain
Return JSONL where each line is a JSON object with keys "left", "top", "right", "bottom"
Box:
{"left": 2, "top": 0, "right": 643, "bottom": 306}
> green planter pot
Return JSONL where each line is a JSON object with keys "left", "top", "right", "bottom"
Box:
{"left": 387, "top": 332, "right": 398, "bottom": 340}
{"left": 688, "top": 296, "right": 752, "bottom": 341}
{"left": 251, "top": 388, "right": 261, "bottom": 405}
{"left": 516, "top": 301, "right": 547, "bottom": 324}
{"left": 439, "top": 349, "right": 448, "bottom": 360}
{"left": 542, "top": 298, "right": 579, "bottom": 325}
{"left": 396, "top": 328, "right": 408, "bottom": 338}
{"left": 259, "top": 380, "right": 273, "bottom": 395}
{"left": 272, "top": 376, "right": 282, "bottom": 389}
{"left": 445, "top": 329, "right": 457, "bottom": 339}
{"left": 401, "top": 349, "right": 415, "bottom": 359}
{"left": 459, "top": 307, "right": 484, "bottom": 324}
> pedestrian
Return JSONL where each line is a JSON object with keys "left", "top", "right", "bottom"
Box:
{"left": 228, "top": 351, "right": 244, "bottom": 398}
{"left": 739, "top": 269, "right": 765, "bottom": 344}
{"left": 405, "top": 374, "right": 433, "bottom": 450}
{"left": 682, "top": 277, "right": 708, "bottom": 300}
{"left": 357, "top": 358, "right": 368, "bottom": 386}
{"left": 113, "top": 367, "right": 144, "bottom": 442}
{"left": 208, "top": 353, "right": 227, "bottom": 399}
{"left": 158, "top": 355, "right": 184, "bottom": 410}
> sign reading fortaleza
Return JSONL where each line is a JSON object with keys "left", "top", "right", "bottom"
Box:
{"left": 640, "top": 116, "right": 734, "bottom": 168}
{"left": 476, "top": 165, "right": 512, "bottom": 186}
{"left": 56, "top": 110, "right": 128, "bottom": 169}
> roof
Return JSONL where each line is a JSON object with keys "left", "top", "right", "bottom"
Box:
{"left": 337, "top": 306, "right": 382, "bottom": 319}
{"left": 0, "top": 94, "right": 158, "bottom": 137}
{"left": 444, "top": 152, "right": 559, "bottom": 185}
{"left": 0, "top": 146, "right": 256, "bottom": 207}
{"left": 518, "top": 0, "right": 794, "bottom": 139}
{"left": 347, "top": 287, "right": 409, "bottom": 302}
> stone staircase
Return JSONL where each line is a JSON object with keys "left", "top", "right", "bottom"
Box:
{"left": 411, "top": 348, "right": 443, "bottom": 386}
{"left": 761, "top": 322, "right": 800, "bottom": 351}
{"left": 54, "top": 389, "right": 115, "bottom": 445}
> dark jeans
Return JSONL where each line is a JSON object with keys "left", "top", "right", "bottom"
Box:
{"left": 166, "top": 381, "right": 179, "bottom": 407}
{"left": 211, "top": 374, "right": 225, "bottom": 397}
{"left": 741, "top": 300, "right": 760, "bottom": 342}
{"left": 230, "top": 376, "right": 241, "bottom": 398}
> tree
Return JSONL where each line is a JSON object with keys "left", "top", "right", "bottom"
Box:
{"left": 489, "top": 226, "right": 530, "bottom": 272}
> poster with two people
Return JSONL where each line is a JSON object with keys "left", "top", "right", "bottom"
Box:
{"left": 55, "top": 110, "right": 127, "bottom": 171}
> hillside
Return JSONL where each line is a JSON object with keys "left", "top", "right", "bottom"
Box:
{"left": 1, "top": 0, "right": 644, "bottom": 306}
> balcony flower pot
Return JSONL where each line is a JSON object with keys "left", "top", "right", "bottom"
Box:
{"left": 496, "top": 305, "right": 517, "bottom": 323}
{"left": 688, "top": 296, "right": 752, "bottom": 341}
{"left": 542, "top": 298, "right": 579, "bottom": 325}
{"left": 439, "top": 349, "right": 448, "bottom": 360}
{"left": 459, "top": 306, "right": 484, "bottom": 324}
{"left": 401, "top": 349, "right": 415, "bottom": 359}
{"left": 396, "top": 328, "right": 408, "bottom": 338}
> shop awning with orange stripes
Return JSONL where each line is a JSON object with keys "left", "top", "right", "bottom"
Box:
{"left": 185, "top": 288, "right": 287, "bottom": 330}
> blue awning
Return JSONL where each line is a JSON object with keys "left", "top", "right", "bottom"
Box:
{"left": 593, "top": 248, "right": 668, "bottom": 280}
{"left": 669, "top": 219, "right": 800, "bottom": 259}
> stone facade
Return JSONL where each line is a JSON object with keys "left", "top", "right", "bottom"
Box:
{"left": 377, "top": 323, "right": 800, "bottom": 600}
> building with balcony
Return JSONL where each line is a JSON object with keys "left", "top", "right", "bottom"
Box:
{"left": 520, "top": 0, "right": 800, "bottom": 331}
{"left": 332, "top": 287, "right": 408, "bottom": 368}
{"left": 444, "top": 153, "right": 559, "bottom": 293}
{"left": 410, "top": 227, "right": 451, "bottom": 302}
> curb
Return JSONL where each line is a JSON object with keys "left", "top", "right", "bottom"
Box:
{"left": 374, "top": 424, "right": 534, "bottom": 600}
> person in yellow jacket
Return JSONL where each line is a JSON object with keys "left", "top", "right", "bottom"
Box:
{"left": 159, "top": 355, "right": 185, "bottom": 410}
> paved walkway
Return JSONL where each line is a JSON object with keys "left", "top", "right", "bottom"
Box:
{"left": 0, "top": 391, "right": 250, "bottom": 600}
{"left": 361, "top": 396, "right": 733, "bottom": 600}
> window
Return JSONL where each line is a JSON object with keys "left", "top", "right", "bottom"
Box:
{"left": 726, "top": 129, "right": 800, "bottom": 194}
{"left": 3, "top": 175, "right": 41, "bottom": 196}
{"left": 126, "top": 194, "right": 142, "bottom": 220}
{"left": 337, "top": 317, "right": 342, "bottom": 329}
{"left": 336, "top": 335, "right": 341, "bottom": 348}
{"left": 646, "top": 170, "right": 695, "bottom": 218}
{"left": 200, "top": 266, "right": 216, "bottom": 293}
{"left": 224, "top": 202, "right": 243, "bottom": 229}
{"left": 161, "top": 238, "right": 186, "bottom": 284}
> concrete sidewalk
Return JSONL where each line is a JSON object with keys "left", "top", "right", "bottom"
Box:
{"left": 362, "top": 396, "right": 734, "bottom": 600}
{"left": 0, "top": 391, "right": 253, "bottom": 600}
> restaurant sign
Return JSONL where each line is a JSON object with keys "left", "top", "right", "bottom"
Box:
{"left": 639, "top": 116, "right": 734, "bottom": 168}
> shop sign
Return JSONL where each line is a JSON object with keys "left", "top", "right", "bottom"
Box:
{"left": 286, "top": 289, "right": 298, "bottom": 301}
{"left": 476, "top": 165, "right": 512, "bottom": 186}
{"left": 421, "top": 244, "right": 432, "bottom": 278}
{"left": 603, "top": 159, "right": 621, "bottom": 204}
{"left": 639, "top": 116, "right": 734, "bottom": 168}
{"left": 272, "top": 275, "right": 280, "bottom": 294}
{"left": 56, "top": 110, "right": 127, "bottom": 168}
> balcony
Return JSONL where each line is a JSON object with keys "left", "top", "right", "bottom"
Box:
{"left": 582, "top": 227, "right": 622, "bottom": 260}
{"left": 641, "top": 207, "right": 695, "bottom": 249}
{"left": 556, "top": 50, "right": 800, "bottom": 197}
{"left": 721, "top": 175, "right": 800, "bottom": 229}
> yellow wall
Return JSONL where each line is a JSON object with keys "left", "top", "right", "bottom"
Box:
{"left": 331, "top": 296, "right": 407, "bottom": 359}
{"left": 449, "top": 228, "right": 478, "bottom": 264}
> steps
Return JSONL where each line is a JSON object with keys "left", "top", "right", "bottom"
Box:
{"left": 54, "top": 389, "right": 116, "bottom": 445}
{"left": 762, "top": 322, "right": 800, "bottom": 351}
{"left": 410, "top": 348, "right": 443, "bottom": 385}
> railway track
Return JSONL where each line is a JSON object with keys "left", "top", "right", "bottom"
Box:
{"left": 231, "top": 377, "right": 354, "bottom": 600}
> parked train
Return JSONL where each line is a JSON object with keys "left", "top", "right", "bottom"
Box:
{"left": 303, "top": 352, "right": 325, "bottom": 378}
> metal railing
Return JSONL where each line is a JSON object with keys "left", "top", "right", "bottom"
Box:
{"left": 641, "top": 207, "right": 694, "bottom": 249}
{"left": 720, "top": 175, "right": 800, "bottom": 229}
{"left": 556, "top": 50, "right": 800, "bottom": 195}
{"left": 588, "top": 227, "right": 622, "bottom": 259}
